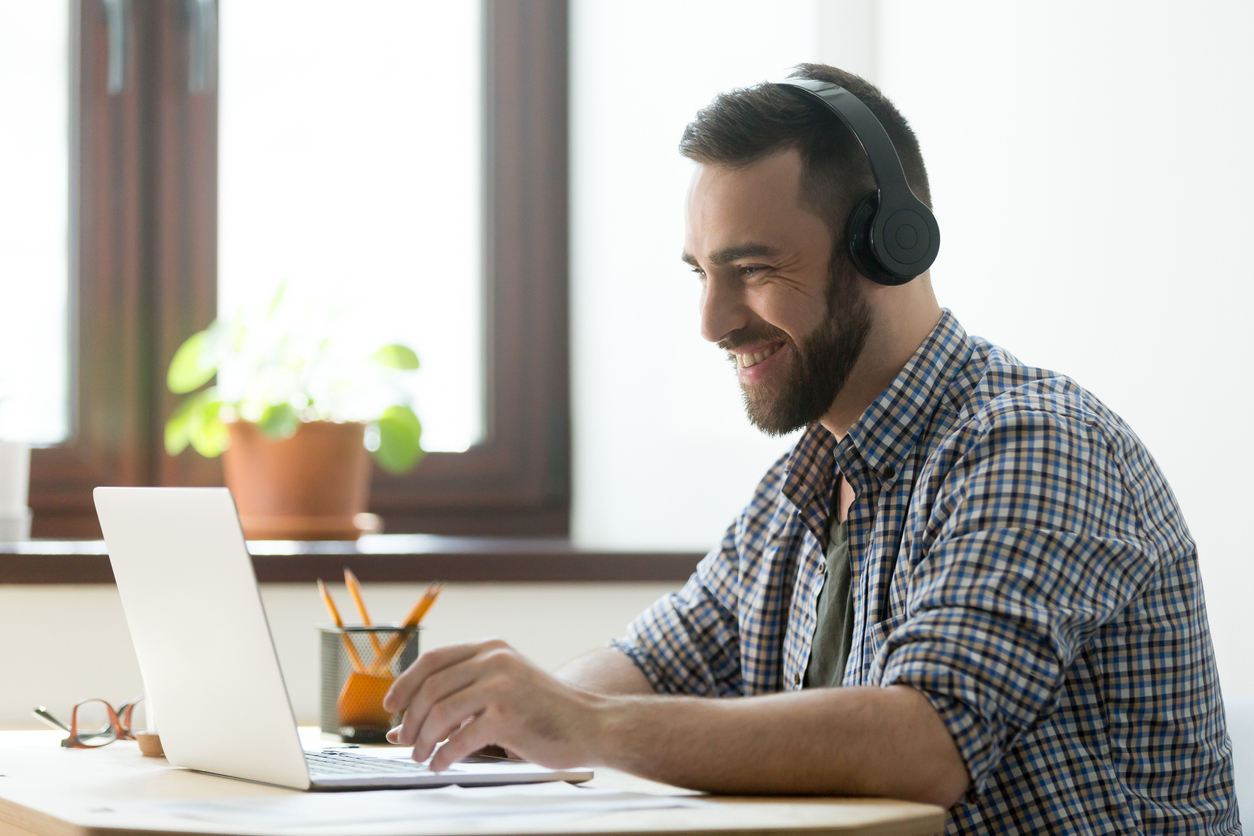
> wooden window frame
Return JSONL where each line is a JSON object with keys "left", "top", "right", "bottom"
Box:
{"left": 31, "top": 0, "right": 570, "bottom": 539}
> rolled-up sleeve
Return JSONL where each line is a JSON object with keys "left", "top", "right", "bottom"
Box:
{"left": 870, "top": 406, "right": 1160, "bottom": 793}
{"left": 612, "top": 522, "right": 745, "bottom": 697}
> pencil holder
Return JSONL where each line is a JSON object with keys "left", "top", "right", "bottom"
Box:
{"left": 318, "top": 625, "right": 419, "bottom": 743}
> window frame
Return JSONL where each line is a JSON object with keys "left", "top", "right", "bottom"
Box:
{"left": 30, "top": 0, "right": 570, "bottom": 539}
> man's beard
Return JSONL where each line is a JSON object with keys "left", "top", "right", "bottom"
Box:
{"left": 720, "top": 259, "right": 871, "bottom": 437}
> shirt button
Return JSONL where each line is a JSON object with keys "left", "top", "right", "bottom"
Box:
{"left": 794, "top": 672, "right": 802, "bottom": 687}
{"left": 818, "top": 559, "right": 827, "bottom": 573}
{"left": 881, "top": 464, "right": 896, "bottom": 480}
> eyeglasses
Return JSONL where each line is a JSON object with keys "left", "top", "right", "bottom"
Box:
{"left": 32, "top": 696, "right": 145, "bottom": 749}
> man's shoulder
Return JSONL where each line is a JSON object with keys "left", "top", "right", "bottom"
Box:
{"left": 933, "top": 337, "right": 1176, "bottom": 529}
{"left": 948, "top": 338, "right": 1132, "bottom": 446}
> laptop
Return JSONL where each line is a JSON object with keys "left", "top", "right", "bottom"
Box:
{"left": 94, "top": 486, "right": 594, "bottom": 791}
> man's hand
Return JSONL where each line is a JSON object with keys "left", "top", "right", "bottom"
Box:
{"left": 382, "top": 639, "right": 604, "bottom": 772}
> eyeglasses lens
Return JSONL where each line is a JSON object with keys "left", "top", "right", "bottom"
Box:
{"left": 116, "top": 697, "right": 145, "bottom": 739}
{"left": 69, "top": 699, "right": 118, "bottom": 747}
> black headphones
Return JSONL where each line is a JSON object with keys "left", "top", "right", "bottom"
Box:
{"left": 773, "top": 78, "right": 939, "bottom": 286}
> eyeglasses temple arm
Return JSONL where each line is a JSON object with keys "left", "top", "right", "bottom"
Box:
{"left": 32, "top": 706, "right": 71, "bottom": 734}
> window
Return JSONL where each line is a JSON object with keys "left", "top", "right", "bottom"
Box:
{"left": 0, "top": 2, "right": 71, "bottom": 448}
{"left": 218, "top": 1, "right": 485, "bottom": 454}
{"left": 21, "top": 1, "right": 569, "bottom": 538}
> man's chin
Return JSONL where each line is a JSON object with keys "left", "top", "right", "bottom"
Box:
{"left": 741, "top": 389, "right": 811, "bottom": 437}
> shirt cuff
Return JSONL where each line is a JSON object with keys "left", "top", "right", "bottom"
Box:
{"left": 609, "top": 637, "right": 668, "bottom": 694}
{"left": 879, "top": 644, "right": 1010, "bottom": 795}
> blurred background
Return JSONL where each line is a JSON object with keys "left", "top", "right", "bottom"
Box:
{"left": 2, "top": 0, "right": 1252, "bottom": 720}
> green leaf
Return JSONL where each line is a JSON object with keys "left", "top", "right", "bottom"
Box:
{"left": 189, "top": 397, "right": 229, "bottom": 457}
{"left": 166, "top": 389, "right": 227, "bottom": 458}
{"left": 370, "top": 344, "right": 419, "bottom": 370}
{"left": 167, "top": 329, "right": 218, "bottom": 394}
{"left": 256, "top": 403, "right": 300, "bottom": 439}
{"left": 164, "top": 395, "right": 199, "bottom": 455}
{"left": 373, "top": 405, "right": 424, "bottom": 474}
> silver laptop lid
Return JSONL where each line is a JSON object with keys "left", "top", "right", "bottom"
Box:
{"left": 95, "top": 487, "right": 311, "bottom": 790}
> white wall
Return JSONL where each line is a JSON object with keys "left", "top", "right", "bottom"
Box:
{"left": 0, "top": 582, "right": 674, "bottom": 728}
{"left": 570, "top": 2, "right": 1254, "bottom": 692}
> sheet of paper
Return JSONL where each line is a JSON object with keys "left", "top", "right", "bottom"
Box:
{"left": 111, "top": 781, "right": 710, "bottom": 832}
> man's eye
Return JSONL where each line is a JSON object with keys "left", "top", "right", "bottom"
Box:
{"left": 691, "top": 268, "right": 706, "bottom": 281}
{"left": 740, "top": 265, "right": 764, "bottom": 278}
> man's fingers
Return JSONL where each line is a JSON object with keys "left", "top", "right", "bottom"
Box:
{"left": 430, "top": 715, "right": 496, "bottom": 773}
{"left": 384, "top": 640, "right": 502, "bottom": 713}
{"left": 384, "top": 643, "right": 477, "bottom": 713}
{"left": 388, "top": 640, "right": 517, "bottom": 749}
{"left": 391, "top": 660, "right": 482, "bottom": 747}
{"left": 408, "top": 680, "right": 497, "bottom": 762}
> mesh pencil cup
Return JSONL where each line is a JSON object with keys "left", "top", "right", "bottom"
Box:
{"left": 318, "top": 625, "right": 419, "bottom": 743}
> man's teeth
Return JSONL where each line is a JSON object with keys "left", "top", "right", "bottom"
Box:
{"left": 737, "top": 344, "right": 780, "bottom": 368}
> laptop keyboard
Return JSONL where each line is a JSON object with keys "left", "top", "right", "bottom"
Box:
{"left": 305, "top": 750, "right": 434, "bottom": 776}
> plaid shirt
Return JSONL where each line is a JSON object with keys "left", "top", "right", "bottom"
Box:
{"left": 614, "top": 310, "right": 1238, "bottom": 834}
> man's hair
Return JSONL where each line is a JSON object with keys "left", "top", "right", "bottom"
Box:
{"left": 678, "top": 64, "right": 931, "bottom": 257}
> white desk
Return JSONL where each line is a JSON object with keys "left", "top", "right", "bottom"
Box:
{"left": 0, "top": 730, "right": 945, "bottom": 836}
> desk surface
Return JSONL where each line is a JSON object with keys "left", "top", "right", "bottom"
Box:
{"left": 0, "top": 730, "right": 945, "bottom": 836}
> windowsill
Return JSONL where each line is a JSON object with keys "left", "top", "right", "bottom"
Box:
{"left": 0, "top": 535, "right": 702, "bottom": 584}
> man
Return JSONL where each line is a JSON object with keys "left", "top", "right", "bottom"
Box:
{"left": 384, "top": 65, "right": 1238, "bottom": 833}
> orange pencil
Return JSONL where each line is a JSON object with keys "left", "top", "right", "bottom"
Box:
{"left": 343, "top": 568, "right": 383, "bottom": 655}
{"left": 369, "top": 582, "right": 443, "bottom": 675}
{"left": 318, "top": 578, "right": 367, "bottom": 674}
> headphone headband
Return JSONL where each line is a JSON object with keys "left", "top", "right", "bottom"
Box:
{"left": 772, "top": 78, "right": 939, "bottom": 285}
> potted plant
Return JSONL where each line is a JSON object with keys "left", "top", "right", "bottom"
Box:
{"left": 164, "top": 285, "right": 424, "bottom": 540}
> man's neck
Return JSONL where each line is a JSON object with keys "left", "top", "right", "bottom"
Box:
{"left": 820, "top": 285, "right": 942, "bottom": 441}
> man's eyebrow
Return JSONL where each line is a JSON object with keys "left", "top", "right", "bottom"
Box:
{"left": 681, "top": 243, "right": 779, "bottom": 268}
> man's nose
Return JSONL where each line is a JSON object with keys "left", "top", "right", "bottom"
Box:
{"left": 699, "top": 273, "right": 749, "bottom": 344}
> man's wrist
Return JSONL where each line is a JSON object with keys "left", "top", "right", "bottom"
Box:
{"left": 584, "top": 691, "right": 642, "bottom": 770}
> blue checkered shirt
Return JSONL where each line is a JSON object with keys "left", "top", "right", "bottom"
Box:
{"left": 614, "top": 310, "right": 1238, "bottom": 834}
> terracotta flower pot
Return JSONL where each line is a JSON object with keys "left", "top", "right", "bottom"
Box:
{"left": 222, "top": 420, "right": 379, "bottom": 540}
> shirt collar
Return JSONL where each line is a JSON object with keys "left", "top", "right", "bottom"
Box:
{"left": 782, "top": 423, "right": 839, "bottom": 548}
{"left": 782, "top": 310, "right": 973, "bottom": 545}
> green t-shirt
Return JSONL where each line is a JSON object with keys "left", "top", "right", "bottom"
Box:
{"left": 803, "top": 518, "right": 854, "bottom": 688}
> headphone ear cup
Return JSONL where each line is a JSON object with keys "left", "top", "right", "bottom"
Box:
{"left": 844, "top": 193, "right": 892, "bottom": 285}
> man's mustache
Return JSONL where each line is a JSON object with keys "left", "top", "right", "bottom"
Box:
{"left": 717, "top": 326, "right": 791, "bottom": 354}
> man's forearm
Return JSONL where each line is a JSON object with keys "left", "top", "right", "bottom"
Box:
{"left": 386, "top": 640, "right": 967, "bottom": 805}
{"left": 594, "top": 684, "right": 969, "bottom": 807}
{"left": 556, "top": 647, "right": 655, "bottom": 696}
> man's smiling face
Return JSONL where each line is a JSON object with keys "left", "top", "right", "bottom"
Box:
{"left": 683, "top": 148, "right": 871, "bottom": 436}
